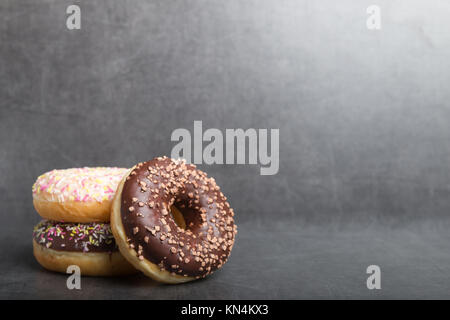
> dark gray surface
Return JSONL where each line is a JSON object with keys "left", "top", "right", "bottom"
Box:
{"left": 2, "top": 0, "right": 450, "bottom": 299}
{"left": 3, "top": 221, "right": 450, "bottom": 299}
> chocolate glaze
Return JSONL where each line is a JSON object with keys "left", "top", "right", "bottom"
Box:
{"left": 121, "top": 157, "right": 237, "bottom": 279}
{"left": 33, "top": 220, "right": 118, "bottom": 253}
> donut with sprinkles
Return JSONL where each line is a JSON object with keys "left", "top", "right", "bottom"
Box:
{"left": 111, "top": 156, "right": 237, "bottom": 283}
{"left": 32, "top": 220, "right": 137, "bottom": 276}
{"left": 33, "top": 167, "right": 128, "bottom": 222}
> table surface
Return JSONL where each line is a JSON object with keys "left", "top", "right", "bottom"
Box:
{"left": 2, "top": 219, "right": 450, "bottom": 299}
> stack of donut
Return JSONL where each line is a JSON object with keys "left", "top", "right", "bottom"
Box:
{"left": 32, "top": 157, "right": 237, "bottom": 283}
{"left": 32, "top": 167, "right": 137, "bottom": 276}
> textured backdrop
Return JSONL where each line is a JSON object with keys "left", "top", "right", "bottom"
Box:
{"left": 2, "top": 0, "right": 450, "bottom": 299}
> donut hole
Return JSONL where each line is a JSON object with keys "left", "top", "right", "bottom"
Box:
{"left": 170, "top": 205, "right": 187, "bottom": 230}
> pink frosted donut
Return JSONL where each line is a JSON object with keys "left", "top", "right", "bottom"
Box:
{"left": 32, "top": 167, "right": 129, "bottom": 222}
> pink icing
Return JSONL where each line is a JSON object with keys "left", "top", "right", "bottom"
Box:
{"left": 32, "top": 167, "right": 129, "bottom": 203}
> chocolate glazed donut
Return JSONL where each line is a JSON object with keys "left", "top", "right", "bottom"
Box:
{"left": 32, "top": 220, "right": 137, "bottom": 276}
{"left": 111, "top": 157, "right": 237, "bottom": 283}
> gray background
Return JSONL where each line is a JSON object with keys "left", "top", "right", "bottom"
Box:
{"left": 1, "top": 0, "right": 450, "bottom": 299}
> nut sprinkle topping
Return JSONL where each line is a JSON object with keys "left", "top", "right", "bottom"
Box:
{"left": 121, "top": 157, "right": 237, "bottom": 278}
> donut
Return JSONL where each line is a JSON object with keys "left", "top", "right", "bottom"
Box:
{"left": 111, "top": 157, "right": 237, "bottom": 284}
{"left": 33, "top": 220, "right": 137, "bottom": 276}
{"left": 32, "top": 167, "right": 128, "bottom": 222}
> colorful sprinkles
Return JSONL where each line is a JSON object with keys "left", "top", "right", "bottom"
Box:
{"left": 33, "top": 220, "right": 117, "bottom": 253}
{"left": 32, "top": 167, "right": 128, "bottom": 203}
